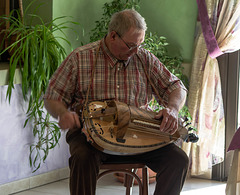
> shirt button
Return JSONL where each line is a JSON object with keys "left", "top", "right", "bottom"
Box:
{"left": 117, "top": 85, "right": 120, "bottom": 88}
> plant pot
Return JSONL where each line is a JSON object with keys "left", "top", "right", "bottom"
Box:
{"left": 114, "top": 168, "right": 156, "bottom": 185}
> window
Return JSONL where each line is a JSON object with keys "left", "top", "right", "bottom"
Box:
{"left": 213, "top": 50, "right": 239, "bottom": 181}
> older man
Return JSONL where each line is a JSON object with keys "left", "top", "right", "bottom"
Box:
{"left": 44, "top": 9, "right": 188, "bottom": 195}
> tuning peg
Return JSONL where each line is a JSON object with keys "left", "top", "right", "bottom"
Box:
{"left": 184, "top": 122, "right": 191, "bottom": 127}
{"left": 188, "top": 127, "right": 194, "bottom": 131}
{"left": 183, "top": 116, "right": 189, "bottom": 122}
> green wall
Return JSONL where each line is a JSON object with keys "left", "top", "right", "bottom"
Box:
{"left": 139, "top": 0, "right": 198, "bottom": 62}
{"left": 52, "top": 0, "right": 197, "bottom": 62}
{"left": 53, "top": 0, "right": 112, "bottom": 53}
{"left": 23, "top": 0, "right": 53, "bottom": 25}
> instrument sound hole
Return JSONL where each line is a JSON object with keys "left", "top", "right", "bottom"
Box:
{"left": 95, "top": 123, "right": 104, "bottom": 135}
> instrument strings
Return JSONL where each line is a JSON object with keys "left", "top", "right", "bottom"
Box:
{"left": 93, "top": 123, "right": 179, "bottom": 140}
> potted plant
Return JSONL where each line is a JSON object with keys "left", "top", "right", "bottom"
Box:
{"left": 0, "top": 2, "right": 79, "bottom": 172}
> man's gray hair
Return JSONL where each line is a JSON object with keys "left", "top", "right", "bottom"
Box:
{"left": 108, "top": 9, "right": 147, "bottom": 36}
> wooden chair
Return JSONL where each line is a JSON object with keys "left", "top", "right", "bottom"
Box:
{"left": 98, "top": 163, "right": 149, "bottom": 195}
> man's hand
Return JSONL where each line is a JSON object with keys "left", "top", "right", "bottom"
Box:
{"left": 154, "top": 88, "right": 187, "bottom": 135}
{"left": 58, "top": 110, "right": 94, "bottom": 143}
{"left": 44, "top": 99, "right": 81, "bottom": 131}
{"left": 154, "top": 107, "right": 179, "bottom": 135}
{"left": 58, "top": 111, "right": 81, "bottom": 130}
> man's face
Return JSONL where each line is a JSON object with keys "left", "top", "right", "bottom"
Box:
{"left": 111, "top": 28, "right": 145, "bottom": 61}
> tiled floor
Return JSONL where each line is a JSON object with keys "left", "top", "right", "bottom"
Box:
{"left": 12, "top": 174, "right": 226, "bottom": 195}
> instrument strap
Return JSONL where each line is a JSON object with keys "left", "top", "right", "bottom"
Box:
{"left": 84, "top": 41, "right": 166, "bottom": 109}
{"left": 81, "top": 42, "right": 101, "bottom": 124}
{"left": 136, "top": 54, "right": 166, "bottom": 107}
{"left": 84, "top": 42, "right": 101, "bottom": 107}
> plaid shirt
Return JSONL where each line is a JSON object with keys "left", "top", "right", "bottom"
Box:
{"left": 44, "top": 39, "right": 186, "bottom": 109}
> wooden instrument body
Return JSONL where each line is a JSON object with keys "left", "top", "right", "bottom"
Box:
{"left": 83, "top": 100, "right": 192, "bottom": 155}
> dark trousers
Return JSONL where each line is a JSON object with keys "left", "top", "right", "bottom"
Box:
{"left": 66, "top": 128, "right": 189, "bottom": 195}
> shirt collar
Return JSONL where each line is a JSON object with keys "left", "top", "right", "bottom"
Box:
{"left": 101, "top": 36, "right": 131, "bottom": 68}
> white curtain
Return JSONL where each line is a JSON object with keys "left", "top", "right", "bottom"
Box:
{"left": 183, "top": 0, "right": 240, "bottom": 178}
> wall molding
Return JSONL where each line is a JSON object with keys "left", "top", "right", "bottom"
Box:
{"left": 0, "top": 62, "right": 21, "bottom": 86}
{"left": 0, "top": 167, "right": 69, "bottom": 195}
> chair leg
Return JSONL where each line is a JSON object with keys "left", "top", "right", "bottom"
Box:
{"left": 124, "top": 168, "right": 138, "bottom": 195}
{"left": 142, "top": 167, "right": 149, "bottom": 195}
{"left": 98, "top": 164, "right": 148, "bottom": 195}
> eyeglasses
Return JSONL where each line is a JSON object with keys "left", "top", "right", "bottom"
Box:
{"left": 115, "top": 31, "right": 145, "bottom": 51}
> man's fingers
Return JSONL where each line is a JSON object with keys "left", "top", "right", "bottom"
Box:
{"left": 154, "top": 110, "right": 163, "bottom": 120}
{"left": 168, "top": 121, "right": 178, "bottom": 135}
{"left": 58, "top": 115, "right": 69, "bottom": 130}
{"left": 154, "top": 109, "right": 179, "bottom": 134}
{"left": 58, "top": 111, "right": 81, "bottom": 130}
{"left": 159, "top": 116, "right": 167, "bottom": 131}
